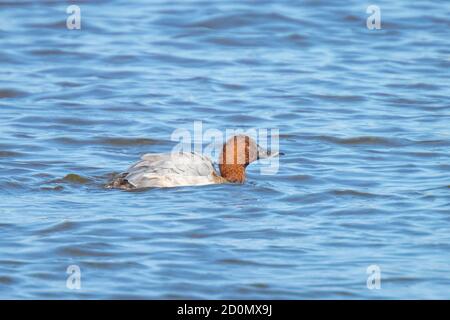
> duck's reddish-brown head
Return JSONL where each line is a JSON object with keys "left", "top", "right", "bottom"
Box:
{"left": 218, "top": 135, "right": 279, "bottom": 183}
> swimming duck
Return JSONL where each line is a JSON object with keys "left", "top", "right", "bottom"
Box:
{"left": 107, "top": 135, "right": 281, "bottom": 189}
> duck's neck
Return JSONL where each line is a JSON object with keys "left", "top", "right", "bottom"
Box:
{"left": 219, "top": 164, "right": 246, "bottom": 183}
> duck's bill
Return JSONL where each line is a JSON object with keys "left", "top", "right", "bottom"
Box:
{"left": 257, "top": 146, "right": 285, "bottom": 159}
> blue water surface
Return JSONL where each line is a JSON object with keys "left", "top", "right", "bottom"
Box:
{"left": 0, "top": 0, "right": 449, "bottom": 299}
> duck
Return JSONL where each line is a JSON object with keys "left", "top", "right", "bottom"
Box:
{"left": 106, "top": 135, "right": 282, "bottom": 190}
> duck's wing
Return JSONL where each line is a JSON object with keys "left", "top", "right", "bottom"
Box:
{"left": 130, "top": 152, "right": 215, "bottom": 175}
{"left": 122, "top": 152, "right": 217, "bottom": 188}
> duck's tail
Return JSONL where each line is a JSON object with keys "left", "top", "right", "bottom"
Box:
{"left": 105, "top": 173, "right": 135, "bottom": 190}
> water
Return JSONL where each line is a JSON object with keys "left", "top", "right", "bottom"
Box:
{"left": 0, "top": 0, "right": 449, "bottom": 299}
